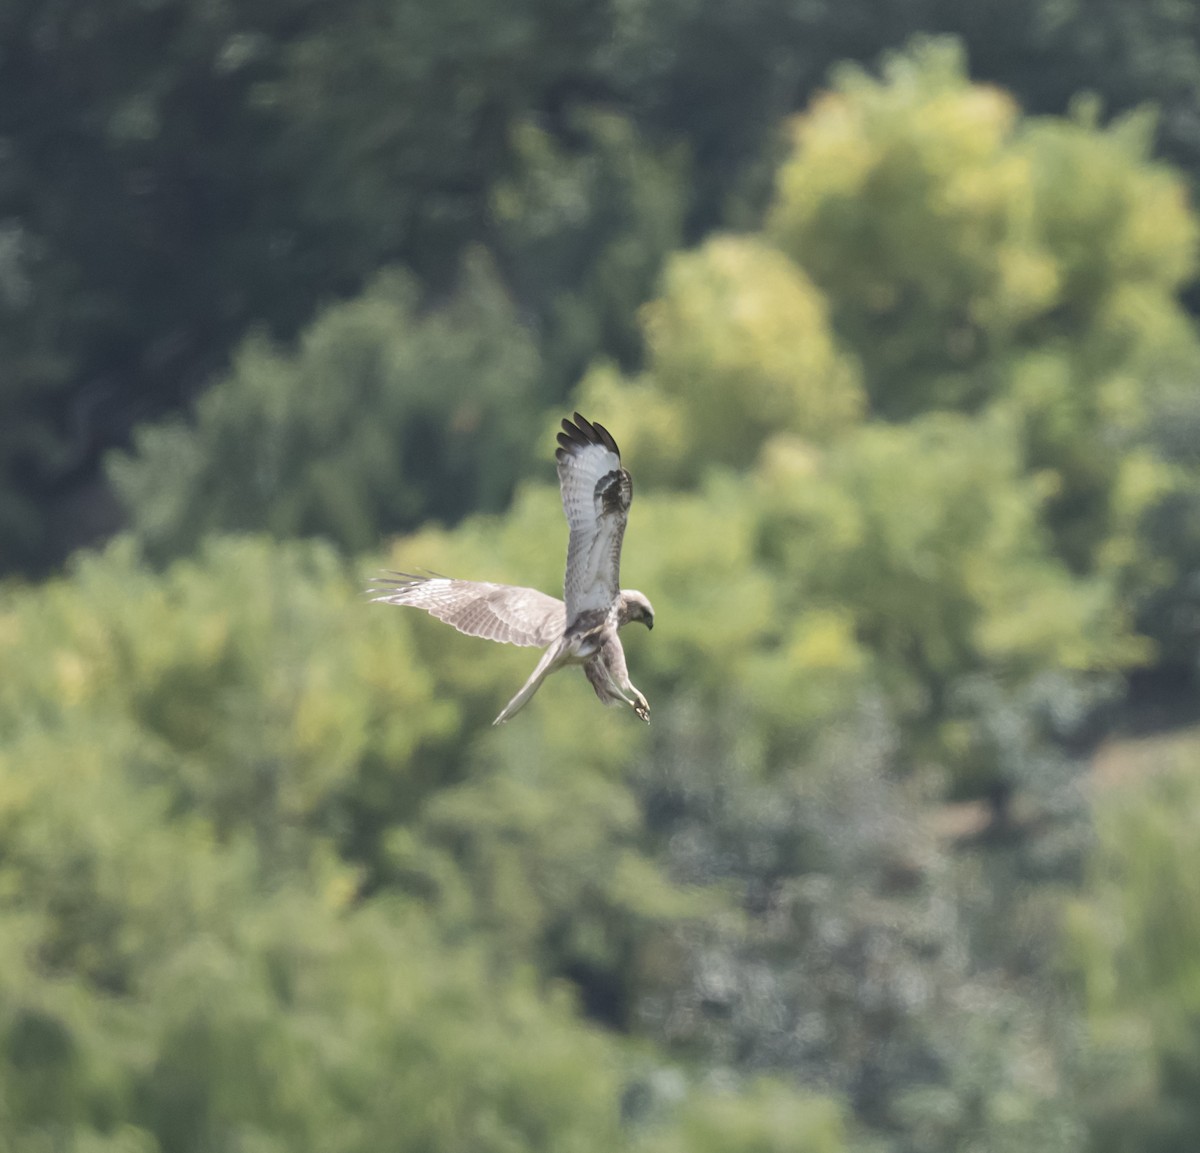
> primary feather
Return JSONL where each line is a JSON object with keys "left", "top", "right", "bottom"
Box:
{"left": 555, "top": 414, "right": 632, "bottom": 628}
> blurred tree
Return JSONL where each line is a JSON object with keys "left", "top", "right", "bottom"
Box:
{"left": 10, "top": 0, "right": 1200, "bottom": 575}
{"left": 570, "top": 233, "right": 863, "bottom": 489}
{"left": 765, "top": 38, "right": 1200, "bottom": 674}
{"left": 1068, "top": 751, "right": 1200, "bottom": 1153}
{"left": 758, "top": 415, "right": 1142, "bottom": 729}
{"left": 0, "top": 530, "right": 869, "bottom": 1152}
{"left": 641, "top": 236, "right": 863, "bottom": 468}
{"left": 108, "top": 254, "right": 542, "bottom": 560}
{"left": 361, "top": 468, "right": 1094, "bottom": 1152}
{"left": 0, "top": 0, "right": 325, "bottom": 570}
{"left": 602, "top": 0, "right": 1200, "bottom": 238}
{"left": 0, "top": 731, "right": 633, "bottom": 1152}
{"left": 767, "top": 41, "right": 1195, "bottom": 422}
{"left": 636, "top": 1079, "right": 850, "bottom": 1153}
{"left": 11, "top": 19, "right": 1200, "bottom": 1153}
{"left": 270, "top": 0, "right": 612, "bottom": 284}
{"left": 1129, "top": 376, "right": 1200, "bottom": 680}
{"left": 575, "top": 41, "right": 1200, "bottom": 749}
{"left": 0, "top": 0, "right": 658, "bottom": 572}
{"left": 490, "top": 109, "right": 689, "bottom": 396}
{"left": 0, "top": 536, "right": 458, "bottom": 857}
{"left": 627, "top": 694, "right": 1089, "bottom": 1153}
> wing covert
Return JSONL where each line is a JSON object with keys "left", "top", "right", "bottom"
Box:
{"left": 370, "top": 574, "right": 566, "bottom": 647}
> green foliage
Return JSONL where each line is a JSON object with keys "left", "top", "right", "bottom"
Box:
{"left": 0, "top": 532, "right": 871, "bottom": 1151}
{"left": 642, "top": 237, "right": 863, "bottom": 465}
{"left": 639, "top": 1080, "right": 849, "bottom": 1153}
{"left": 755, "top": 413, "right": 1141, "bottom": 788}
{"left": 626, "top": 697, "right": 1089, "bottom": 1153}
{"left": 600, "top": 0, "right": 1200, "bottom": 242}
{"left": 769, "top": 41, "right": 1047, "bottom": 414}
{"left": 12, "top": 0, "right": 1200, "bottom": 576}
{"left": 0, "top": 748, "right": 629, "bottom": 1152}
{"left": 572, "top": 234, "right": 863, "bottom": 488}
{"left": 1068, "top": 748, "right": 1200, "bottom": 1153}
{"left": 763, "top": 39, "right": 1199, "bottom": 607}
{"left": 271, "top": 0, "right": 609, "bottom": 279}
{"left": 0, "top": 0, "right": 327, "bottom": 572}
{"left": 106, "top": 107, "right": 688, "bottom": 567}
{"left": 768, "top": 39, "right": 1197, "bottom": 417}
{"left": 13, "top": 19, "right": 1200, "bottom": 1153}
{"left": 492, "top": 110, "right": 689, "bottom": 395}
{"left": 0, "top": 537, "right": 462, "bottom": 866}
{"left": 572, "top": 42, "right": 1200, "bottom": 803}
{"left": 0, "top": 0, "right": 657, "bottom": 574}
{"left": 108, "top": 256, "right": 541, "bottom": 559}
{"left": 1137, "top": 388, "right": 1200, "bottom": 668}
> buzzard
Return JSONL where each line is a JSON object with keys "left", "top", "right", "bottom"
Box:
{"left": 371, "top": 413, "right": 654, "bottom": 724}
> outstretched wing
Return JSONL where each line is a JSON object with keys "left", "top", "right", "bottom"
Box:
{"left": 370, "top": 573, "right": 565, "bottom": 647}
{"left": 556, "top": 413, "right": 632, "bottom": 629}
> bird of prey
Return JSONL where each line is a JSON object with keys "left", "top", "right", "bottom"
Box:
{"left": 371, "top": 413, "right": 654, "bottom": 725}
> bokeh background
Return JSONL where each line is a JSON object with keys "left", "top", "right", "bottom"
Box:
{"left": 4, "top": 3, "right": 1200, "bottom": 1151}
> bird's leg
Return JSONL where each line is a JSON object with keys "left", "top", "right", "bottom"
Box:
{"left": 585, "top": 633, "right": 650, "bottom": 723}
{"left": 601, "top": 654, "right": 650, "bottom": 723}
{"left": 630, "top": 687, "right": 650, "bottom": 724}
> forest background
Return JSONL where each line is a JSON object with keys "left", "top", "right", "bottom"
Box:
{"left": 4, "top": 2, "right": 1200, "bottom": 1150}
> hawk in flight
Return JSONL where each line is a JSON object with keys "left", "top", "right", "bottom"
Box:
{"left": 372, "top": 413, "right": 654, "bottom": 725}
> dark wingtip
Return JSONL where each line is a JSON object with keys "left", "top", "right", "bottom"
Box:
{"left": 591, "top": 420, "right": 620, "bottom": 457}
{"left": 557, "top": 417, "right": 589, "bottom": 453}
{"left": 557, "top": 413, "right": 621, "bottom": 459}
{"left": 366, "top": 569, "right": 452, "bottom": 597}
{"left": 367, "top": 570, "right": 423, "bottom": 587}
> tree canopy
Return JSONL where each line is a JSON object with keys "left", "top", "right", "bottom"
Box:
{"left": 6, "top": 19, "right": 1200, "bottom": 1153}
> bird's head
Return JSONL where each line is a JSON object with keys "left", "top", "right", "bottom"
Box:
{"left": 619, "top": 590, "right": 655, "bottom": 630}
